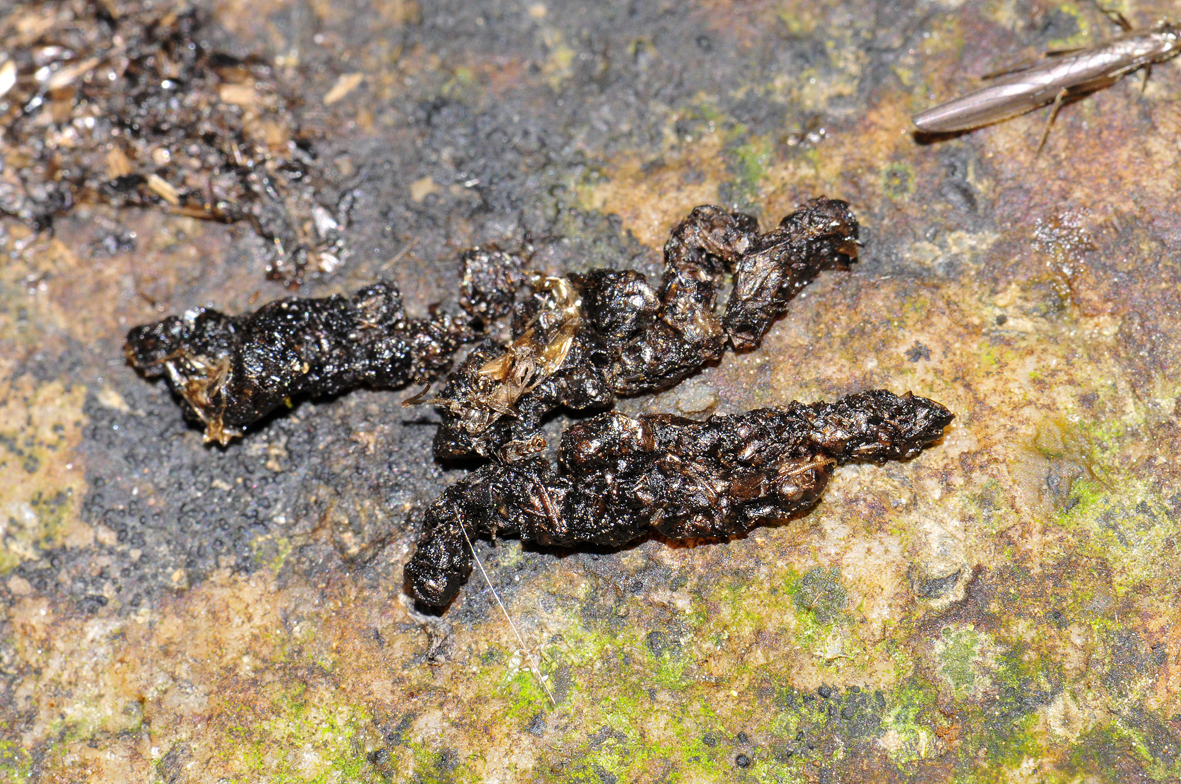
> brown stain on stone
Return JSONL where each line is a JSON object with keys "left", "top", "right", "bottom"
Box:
{"left": 578, "top": 129, "right": 729, "bottom": 249}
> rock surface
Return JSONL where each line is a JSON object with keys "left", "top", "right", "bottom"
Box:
{"left": 4, "top": 0, "right": 1181, "bottom": 781}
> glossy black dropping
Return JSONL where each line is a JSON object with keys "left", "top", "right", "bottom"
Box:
{"left": 430, "top": 197, "right": 860, "bottom": 460}
{"left": 125, "top": 282, "right": 469, "bottom": 445}
{"left": 405, "top": 390, "right": 954, "bottom": 607}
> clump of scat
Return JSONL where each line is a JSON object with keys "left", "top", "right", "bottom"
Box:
{"left": 400, "top": 197, "right": 956, "bottom": 606}
{"left": 406, "top": 390, "right": 953, "bottom": 606}
{"left": 126, "top": 198, "right": 859, "bottom": 448}
{"left": 427, "top": 198, "right": 863, "bottom": 460}
{"left": 125, "top": 197, "right": 954, "bottom": 609}
{"left": 123, "top": 246, "right": 532, "bottom": 444}
{"left": 0, "top": 0, "right": 342, "bottom": 285}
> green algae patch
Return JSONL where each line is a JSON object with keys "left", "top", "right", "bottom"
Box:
{"left": 469, "top": 603, "right": 683, "bottom": 776}
{"left": 883, "top": 162, "right": 915, "bottom": 201}
{"left": 490, "top": 649, "right": 558, "bottom": 727}
{"left": 1068, "top": 723, "right": 1151, "bottom": 781}
{"left": 496, "top": 566, "right": 957, "bottom": 781}
{"left": 1057, "top": 477, "right": 1176, "bottom": 593}
{"left": 1067, "top": 713, "right": 1181, "bottom": 782}
{"left": 938, "top": 632, "right": 1069, "bottom": 782}
{"left": 536, "top": 691, "right": 691, "bottom": 782}
{"left": 934, "top": 625, "right": 996, "bottom": 702}
{"left": 725, "top": 134, "right": 775, "bottom": 209}
{"left": 875, "top": 676, "right": 942, "bottom": 766}
{"left": 1041, "top": 3, "right": 1093, "bottom": 52}
{"left": 210, "top": 681, "right": 380, "bottom": 783}
{"left": 389, "top": 741, "right": 480, "bottom": 784}
{"left": 779, "top": 567, "right": 867, "bottom": 666}
{"left": 790, "top": 567, "right": 848, "bottom": 626}
{"left": 650, "top": 644, "right": 691, "bottom": 693}
{"left": 953, "top": 713, "right": 1046, "bottom": 784}
{"left": 251, "top": 533, "right": 296, "bottom": 575}
{"left": 0, "top": 739, "right": 32, "bottom": 784}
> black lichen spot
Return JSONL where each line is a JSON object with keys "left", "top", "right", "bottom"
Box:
{"left": 908, "top": 565, "right": 963, "bottom": 599}
{"left": 794, "top": 567, "right": 848, "bottom": 625}
{"left": 383, "top": 714, "right": 414, "bottom": 747}
{"left": 1036, "top": 8, "right": 1081, "bottom": 47}
{"left": 435, "top": 748, "right": 460, "bottom": 772}
{"left": 79, "top": 594, "right": 109, "bottom": 614}
{"left": 938, "top": 148, "right": 980, "bottom": 218}
{"left": 157, "top": 742, "right": 193, "bottom": 784}
{"left": 527, "top": 712, "right": 547, "bottom": 737}
{"left": 594, "top": 766, "right": 618, "bottom": 784}
{"left": 905, "top": 341, "right": 931, "bottom": 362}
{"left": 367, "top": 748, "right": 397, "bottom": 781}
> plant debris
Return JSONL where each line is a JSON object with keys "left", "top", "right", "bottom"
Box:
{"left": 428, "top": 197, "right": 860, "bottom": 459}
{"left": 405, "top": 390, "right": 954, "bottom": 606}
{"left": 0, "top": 0, "right": 343, "bottom": 285}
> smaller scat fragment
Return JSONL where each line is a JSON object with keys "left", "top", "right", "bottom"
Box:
{"left": 0, "top": 3, "right": 344, "bottom": 285}
{"left": 408, "top": 389, "right": 952, "bottom": 607}
{"left": 125, "top": 280, "right": 470, "bottom": 445}
{"left": 0, "top": 378, "right": 87, "bottom": 574}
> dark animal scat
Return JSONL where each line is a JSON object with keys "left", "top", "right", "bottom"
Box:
{"left": 405, "top": 390, "right": 953, "bottom": 607}
{"left": 121, "top": 197, "right": 950, "bottom": 614}
{"left": 430, "top": 197, "right": 860, "bottom": 459}
{"left": 125, "top": 282, "right": 470, "bottom": 445}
